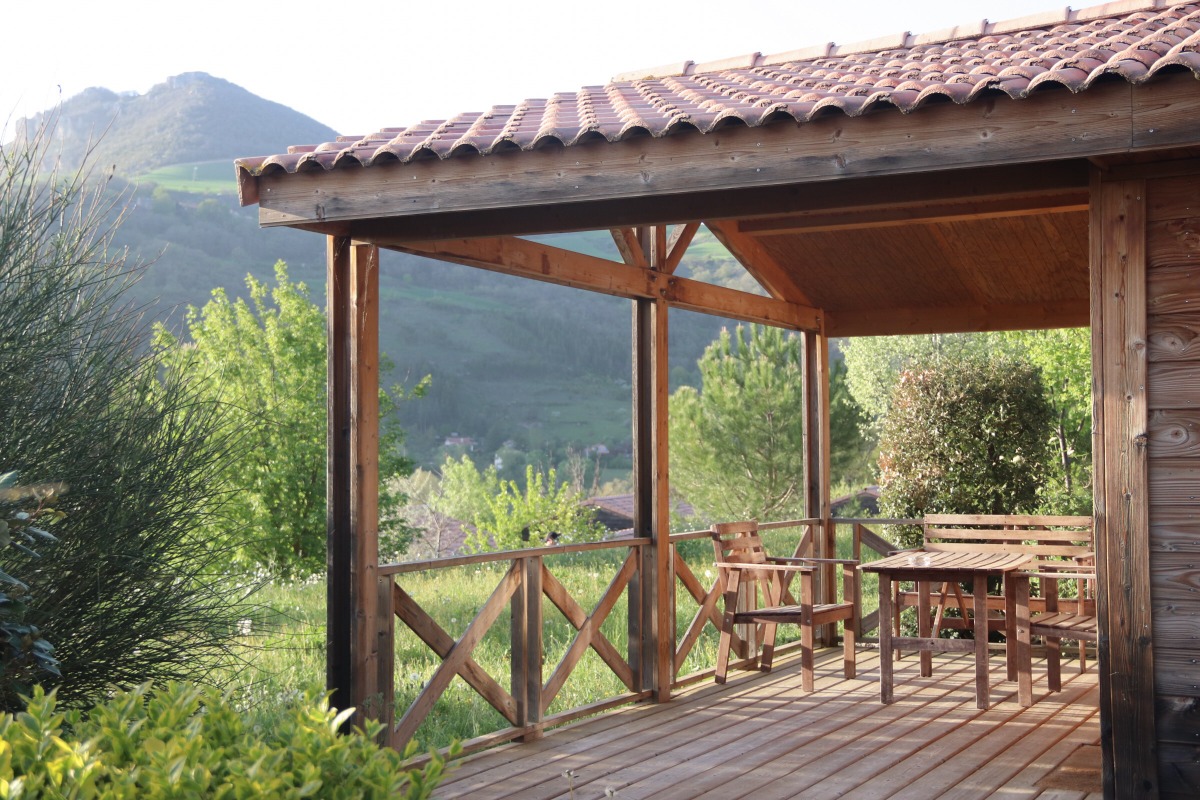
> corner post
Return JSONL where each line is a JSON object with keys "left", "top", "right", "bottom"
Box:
{"left": 1090, "top": 172, "right": 1156, "bottom": 798}
{"left": 326, "top": 237, "right": 385, "bottom": 730}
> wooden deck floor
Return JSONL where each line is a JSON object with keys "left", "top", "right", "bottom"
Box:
{"left": 435, "top": 648, "right": 1101, "bottom": 800}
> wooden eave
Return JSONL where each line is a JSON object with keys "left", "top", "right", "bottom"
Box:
{"left": 245, "top": 71, "right": 1200, "bottom": 338}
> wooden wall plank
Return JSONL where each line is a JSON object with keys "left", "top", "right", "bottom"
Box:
{"left": 1156, "top": 694, "right": 1200, "bottom": 743}
{"left": 1152, "top": 602, "right": 1200, "bottom": 650}
{"left": 1147, "top": 267, "right": 1200, "bottom": 316}
{"left": 1148, "top": 316, "right": 1200, "bottom": 362}
{"left": 1149, "top": 411, "right": 1200, "bottom": 458}
{"left": 1147, "top": 219, "right": 1200, "bottom": 271}
{"left": 1151, "top": 508, "right": 1200, "bottom": 552}
{"left": 1150, "top": 551, "right": 1200, "bottom": 605}
{"left": 1149, "top": 458, "right": 1200, "bottom": 505}
{"left": 1159, "top": 741, "right": 1200, "bottom": 798}
{"left": 1156, "top": 650, "right": 1200, "bottom": 696}
{"left": 1148, "top": 362, "right": 1200, "bottom": 410}
{"left": 1148, "top": 173, "right": 1200, "bottom": 222}
{"left": 1092, "top": 174, "right": 1158, "bottom": 797}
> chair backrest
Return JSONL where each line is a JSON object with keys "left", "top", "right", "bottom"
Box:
{"left": 711, "top": 520, "right": 770, "bottom": 580}
{"left": 923, "top": 514, "right": 1094, "bottom": 568}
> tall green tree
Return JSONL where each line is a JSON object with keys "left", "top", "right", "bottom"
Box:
{"left": 877, "top": 353, "right": 1054, "bottom": 536}
{"left": 669, "top": 325, "right": 806, "bottom": 523}
{"left": 1, "top": 123, "right": 245, "bottom": 710}
{"left": 156, "top": 262, "right": 420, "bottom": 576}
{"left": 1000, "top": 328, "right": 1092, "bottom": 513}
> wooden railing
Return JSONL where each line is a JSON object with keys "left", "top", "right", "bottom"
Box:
{"left": 379, "top": 517, "right": 917, "bottom": 756}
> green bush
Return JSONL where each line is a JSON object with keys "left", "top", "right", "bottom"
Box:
{"left": 1, "top": 119, "right": 246, "bottom": 711}
{"left": 878, "top": 354, "right": 1053, "bottom": 546}
{"left": 0, "top": 682, "right": 454, "bottom": 799}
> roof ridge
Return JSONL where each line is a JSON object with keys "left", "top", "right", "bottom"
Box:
{"left": 611, "top": 0, "right": 1170, "bottom": 81}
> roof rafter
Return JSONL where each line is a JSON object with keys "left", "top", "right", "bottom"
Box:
{"left": 706, "top": 219, "right": 816, "bottom": 306}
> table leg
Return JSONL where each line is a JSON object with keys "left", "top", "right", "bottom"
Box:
{"left": 973, "top": 572, "right": 989, "bottom": 709}
{"left": 879, "top": 571, "right": 893, "bottom": 704}
{"left": 918, "top": 579, "right": 932, "bottom": 677}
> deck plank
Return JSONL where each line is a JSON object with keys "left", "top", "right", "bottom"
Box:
{"left": 433, "top": 648, "right": 1101, "bottom": 800}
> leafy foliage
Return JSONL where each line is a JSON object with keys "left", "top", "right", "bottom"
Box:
{"left": 669, "top": 325, "right": 807, "bottom": 523}
{"left": 842, "top": 330, "right": 1092, "bottom": 515}
{"left": 0, "top": 122, "right": 246, "bottom": 711}
{"left": 877, "top": 354, "right": 1054, "bottom": 544}
{"left": 434, "top": 457, "right": 603, "bottom": 552}
{"left": 155, "top": 262, "right": 421, "bottom": 576}
{"left": 999, "top": 328, "right": 1093, "bottom": 513}
{"left": 0, "top": 683, "right": 455, "bottom": 799}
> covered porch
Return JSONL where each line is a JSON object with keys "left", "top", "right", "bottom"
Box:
{"left": 234, "top": 2, "right": 1200, "bottom": 796}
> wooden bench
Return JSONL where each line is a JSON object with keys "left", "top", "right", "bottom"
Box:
{"left": 894, "top": 514, "right": 1094, "bottom": 638}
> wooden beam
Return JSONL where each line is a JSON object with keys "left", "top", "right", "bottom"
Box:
{"left": 386, "top": 235, "right": 822, "bottom": 331}
{"left": 299, "top": 160, "right": 1089, "bottom": 243}
{"left": 706, "top": 219, "right": 815, "bottom": 305}
{"left": 663, "top": 223, "right": 700, "bottom": 274}
{"left": 651, "top": 295, "right": 672, "bottom": 702}
{"left": 826, "top": 298, "right": 1090, "bottom": 338}
{"left": 1091, "top": 173, "right": 1157, "bottom": 797}
{"left": 250, "top": 74, "right": 1200, "bottom": 228}
{"left": 610, "top": 228, "right": 648, "bottom": 268}
{"left": 736, "top": 193, "right": 1088, "bottom": 236}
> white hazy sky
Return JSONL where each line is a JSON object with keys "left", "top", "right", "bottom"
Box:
{"left": 4, "top": 0, "right": 1063, "bottom": 138}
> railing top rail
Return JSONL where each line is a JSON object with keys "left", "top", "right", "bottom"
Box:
{"left": 381, "top": 537, "right": 651, "bottom": 575}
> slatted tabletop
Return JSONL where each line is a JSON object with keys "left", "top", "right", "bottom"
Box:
{"left": 434, "top": 648, "right": 1101, "bottom": 800}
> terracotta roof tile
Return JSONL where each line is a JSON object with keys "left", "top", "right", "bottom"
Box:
{"left": 237, "top": 1, "right": 1200, "bottom": 179}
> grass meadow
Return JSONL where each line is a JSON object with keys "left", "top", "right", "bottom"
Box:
{"left": 224, "top": 523, "right": 889, "bottom": 753}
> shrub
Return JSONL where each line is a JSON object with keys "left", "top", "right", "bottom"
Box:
{"left": 1, "top": 121, "right": 245, "bottom": 710}
{"left": 0, "top": 682, "right": 454, "bottom": 798}
{"left": 878, "top": 354, "right": 1053, "bottom": 546}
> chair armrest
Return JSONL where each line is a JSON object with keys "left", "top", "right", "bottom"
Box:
{"left": 887, "top": 548, "right": 921, "bottom": 556}
{"left": 769, "top": 556, "right": 858, "bottom": 566}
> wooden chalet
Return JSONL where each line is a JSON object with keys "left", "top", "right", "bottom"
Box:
{"left": 235, "top": 2, "right": 1200, "bottom": 796}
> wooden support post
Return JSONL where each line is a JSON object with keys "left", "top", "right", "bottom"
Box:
{"left": 632, "top": 226, "right": 673, "bottom": 701}
{"left": 511, "top": 556, "right": 543, "bottom": 741}
{"left": 631, "top": 296, "right": 655, "bottom": 694}
{"left": 1090, "top": 173, "right": 1157, "bottom": 798}
{"left": 326, "top": 237, "right": 386, "bottom": 731}
{"left": 804, "top": 329, "right": 834, "bottom": 643}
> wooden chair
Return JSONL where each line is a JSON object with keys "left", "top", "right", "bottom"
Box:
{"left": 710, "top": 520, "right": 857, "bottom": 692}
{"left": 1006, "top": 565, "right": 1097, "bottom": 706}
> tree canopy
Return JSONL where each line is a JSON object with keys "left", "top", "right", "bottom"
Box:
{"left": 669, "top": 325, "right": 807, "bottom": 523}
{"left": 877, "top": 353, "right": 1054, "bottom": 532}
{"left": 156, "top": 262, "right": 420, "bottom": 576}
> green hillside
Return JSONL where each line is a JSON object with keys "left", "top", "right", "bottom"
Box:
{"left": 15, "top": 72, "right": 339, "bottom": 176}
{"left": 18, "top": 74, "right": 754, "bottom": 476}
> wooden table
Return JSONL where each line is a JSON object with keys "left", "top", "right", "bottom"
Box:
{"left": 860, "top": 550, "right": 1032, "bottom": 709}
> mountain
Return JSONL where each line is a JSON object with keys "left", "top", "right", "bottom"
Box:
{"left": 15, "top": 72, "right": 339, "bottom": 176}
{"left": 14, "top": 74, "right": 745, "bottom": 475}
